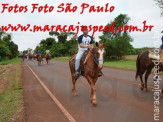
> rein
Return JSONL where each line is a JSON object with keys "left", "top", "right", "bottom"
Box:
{"left": 84, "top": 48, "right": 104, "bottom": 75}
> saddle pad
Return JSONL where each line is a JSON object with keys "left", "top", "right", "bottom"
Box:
{"left": 80, "top": 50, "right": 89, "bottom": 65}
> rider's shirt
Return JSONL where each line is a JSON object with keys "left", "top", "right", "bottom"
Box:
{"left": 37, "top": 50, "right": 42, "bottom": 54}
{"left": 46, "top": 50, "right": 50, "bottom": 54}
{"left": 78, "top": 34, "right": 93, "bottom": 51}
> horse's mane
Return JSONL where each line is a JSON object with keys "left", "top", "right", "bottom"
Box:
{"left": 89, "top": 48, "right": 96, "bottom": 54}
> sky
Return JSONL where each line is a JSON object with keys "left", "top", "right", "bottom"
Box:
{"left": 0, "top": 0, "right": 163, "bottom": 51}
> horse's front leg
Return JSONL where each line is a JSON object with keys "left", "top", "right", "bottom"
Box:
{"left": 86, "top": 76, "right": 97, "bottom": 105}
{"left": 46, "top": 59, "right": 48, "bottom": 64}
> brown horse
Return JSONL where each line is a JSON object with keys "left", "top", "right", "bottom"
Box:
{"left": 135, "top": 49, "right": 163, "bottom": 94}
{"left": 33, "top": 53, "right": 37, "bottom": 60}
{"left": 22, "top": 53, "right": 27, "bottom": 62}
{"left": 28, "top": 53, "right": 33, "bottom": 60}
{"left": 38, "top": 54, "right": 42, "bottom": 66}
{"left": 69, "top": 42, "right": 106, "bottom": 105}
{"left": 19, "top": 53, "right": 27, "bottom": 61}
{"left": 45, "top": 53, "right": 51, "bottom": 64}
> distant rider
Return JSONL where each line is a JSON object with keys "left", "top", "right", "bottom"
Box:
{"left": 37, "top": 49, "right": 42, "bottom": 61}
{"left": 45, "top": 49, "right": 51, "bottom": 60}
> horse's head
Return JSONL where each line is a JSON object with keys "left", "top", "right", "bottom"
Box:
{"left": 94, "top": 42, "right": 107, "bottom": 69}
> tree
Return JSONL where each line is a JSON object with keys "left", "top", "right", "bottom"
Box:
{"left": 46, "top": 37, "right": 56, "bottom": 49}
{"left": 23, "top": 49, "right": 28, "bottom": 54}
{"left": 49, "top": 31, "right": 75, "bottom": 43}
{"left": 0, "top": 44, "right": 11, "bottom": 61}
{"left": 100, "top": 14, "right": 130, "bottom": 41}
{"left": 0, "top": 28, "right": 18, "bottom": 60}
{"left": 40, "top": 39, "right": 47, "bottom": 47}
{"left": 66, "top": 38, "right": 78, "bottom": 55}
{"left": 8, "top": 41, "right": 18, "bottom": 58}
{"left": 154, "top": 0, "right": 163, "bottom": 16}
{"left": 99, "top": 14, "right": 133, "bottom": 59}
{"left": 0, "top": 28, "right": 6, "bottom": 39}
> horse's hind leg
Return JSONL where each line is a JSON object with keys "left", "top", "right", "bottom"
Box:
{"left": 70, "top": 63, "right": 78, "bottom": 96}
{"left": 144, "top": 68, "right": 152, "bottom": 92}
{"left": 139, "top": 69, "right": 145, "bottom": 90}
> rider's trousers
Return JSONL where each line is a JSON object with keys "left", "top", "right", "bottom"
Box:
{"left": 75, "top": 50, "right": 86, "bottom": 71}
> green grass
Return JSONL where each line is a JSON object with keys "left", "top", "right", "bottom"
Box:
{"left": 54, "top": 57, "right": 70, "bottom": 62}
{"left": 124, "top": 55, "right": 137, "bottom": 61}
{"left": 0, "top": 64, "right": 24, "bottom": 122}
{"left": 104, "top": 60, "right": 136, "bottom": 70}
{"left": 0, "top": 58, "right": 21, "bottom": 65}
{"left": 54, "top": 55, "right": 137, "bottom": 70}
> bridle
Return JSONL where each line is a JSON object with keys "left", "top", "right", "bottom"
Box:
{"left": 94, "top": 47, "right": 105, "bottom": 65}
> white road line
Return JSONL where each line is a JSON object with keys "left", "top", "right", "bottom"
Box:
{"left": 25, "top": 62, "right": 76, "bottom": 122}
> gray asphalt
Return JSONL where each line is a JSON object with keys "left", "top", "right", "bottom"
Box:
{"left": 25, "top": 59, "right": 163, "bottom": 122}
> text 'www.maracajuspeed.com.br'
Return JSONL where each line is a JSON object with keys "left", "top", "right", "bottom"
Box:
{"left": 0, "top": 21, "right": 154, "bottom": 37}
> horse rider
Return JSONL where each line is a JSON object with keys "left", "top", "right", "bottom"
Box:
{"left": 45, "top": 49, "right": 51, "bottom": 60}
{"left": 22, "top": 52, "right": 25, "bottom": 61}
{"left": 37, "top": 49, "right": 42, "bottom": 61}
{"left": 75, "top": 26, "right": 93, "bottom": 77}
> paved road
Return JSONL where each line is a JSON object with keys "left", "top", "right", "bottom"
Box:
{"left": 23, "top": 59, "right": 163, "bottom": 122}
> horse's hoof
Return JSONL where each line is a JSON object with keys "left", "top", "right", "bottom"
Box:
{"left": 74, "top": 93, "right": 78, "bottom": 96}
{"left": 92, "top": 99, "right": 97, "bottom": 105}
{"left": 140, "top": 86, "right": 144, "bottom": 91}
{"left": 145, "top": 88, "right": 149, "bottom": 92}
{"left": 161, "top": 95, "right": 163, "bottom": 98}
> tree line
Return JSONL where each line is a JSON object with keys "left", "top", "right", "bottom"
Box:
{"left": 0, "top": 29, "right": 19, "bottom": 61}
{"left": 34, "top": 32, "right": 78, "bottom": 57}
{"left": 32, "top": 14, "right": 151, "bottom": 60}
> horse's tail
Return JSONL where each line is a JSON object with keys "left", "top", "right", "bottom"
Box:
{"left": 135, "top": 53, "right": 141, "bottom": 79}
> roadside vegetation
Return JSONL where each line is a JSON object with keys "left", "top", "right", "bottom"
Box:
{"left": 54, "top": 55, "right": 137, "bottom": 70}
{"left": 0, "top": 58, "right": 20, "bottom": 65}
{"left": 0, "top": 29, "right": 19, "bottom": 61}
{"left": 0, "top": 58, "right": 24, "bottom": 122}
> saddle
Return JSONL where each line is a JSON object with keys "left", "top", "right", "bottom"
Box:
{"left": 71, "top": 50, "right": 103, "bottom": 77}
{"left": 79, "top": 50, "right": 89, "bottom": 76}
{"left": 70, "top": 50, "right": 89, "bottom": 76}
